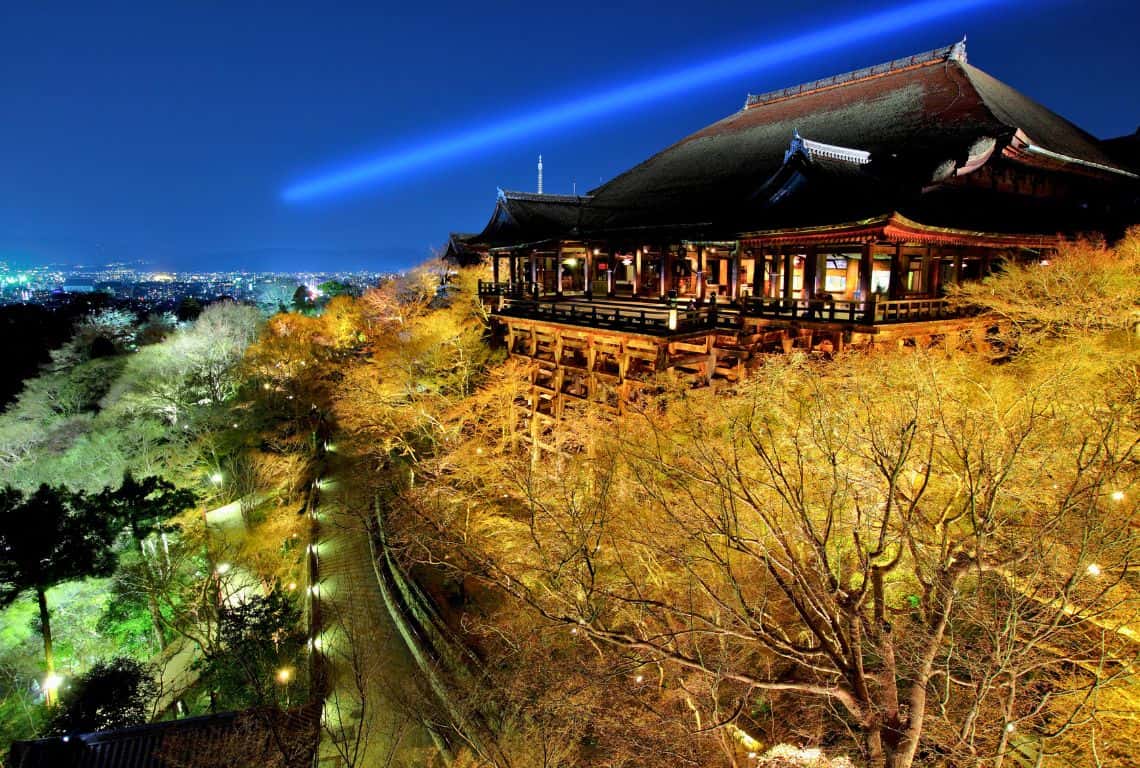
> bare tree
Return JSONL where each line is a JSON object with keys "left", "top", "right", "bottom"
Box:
{"left": 401, "top": 350, "right": 1139, "bottom": 768}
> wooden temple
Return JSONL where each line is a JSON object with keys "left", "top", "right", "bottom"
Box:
{"left": 449, "top": 40, "right": 1139, "bottom": 424}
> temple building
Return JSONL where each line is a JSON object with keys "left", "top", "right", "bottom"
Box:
{"left": 451, "top": 40, "right": 1139, "bottom": 421}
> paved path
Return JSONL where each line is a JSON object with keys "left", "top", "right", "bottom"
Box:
{"left": 153, "top": 496, "right": 262, "bottom": 714}
{"left": 313, "top": 454, "right": 434, "bottom": 767}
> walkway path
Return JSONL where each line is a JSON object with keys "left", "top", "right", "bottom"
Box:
{"left": 313, "top": 452, "right": 434, "bottom": 767}
{"left": 153, "top": 496, "right": 263, "bottom": 714}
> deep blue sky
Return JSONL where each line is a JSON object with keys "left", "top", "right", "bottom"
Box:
{"left": 1, "top": 1, "right": 1137, "bottom": 273}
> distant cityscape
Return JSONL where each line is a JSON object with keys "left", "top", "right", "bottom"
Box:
{"left": 0, "top": 260, "right": 400, "bottom": 310}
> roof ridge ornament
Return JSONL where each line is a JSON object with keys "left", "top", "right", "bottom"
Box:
{"left": 744, "top": 40, "right": 968, "bottom": 109}
{"left": 784, "top": 132, "right": 871, "bottom": 165}
{"left": 949, "top": 35, "right": 967, "bottom": 63}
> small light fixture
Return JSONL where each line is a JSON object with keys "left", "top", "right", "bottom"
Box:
{"left": 276, "top": 667, "right": 293, "bottom": 684}
{"left": 215, "top": 562, "right": 231, "bottom": 575}
{"left": 1087, "top": 563, "right": 1102, "bottom": 577}
{"left": 1111, "top": 490, "right": 1125, "bottom": 502}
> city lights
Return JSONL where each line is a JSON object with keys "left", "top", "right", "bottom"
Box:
{"left": 283, "top": 0, "right": 1005, "bottom": 201}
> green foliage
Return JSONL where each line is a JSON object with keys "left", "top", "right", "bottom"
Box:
{"left": 90, "top": 472, "right": 197, "bottom": 543}
{"left": 0, "top": 485, "right": 124, "bottom": 679}
{"left": 0, "top": 486, "right": 121, "bottom": 608}
{"left": 49, "top": 656, "right": 158, "bottom": 735}
{"left": 291, "top": 285, "right": 313, "bottom": 313}
{"left": 96, "top": 572, "right": 156, "bottom": 658}
{"left": 317, "top": 279, "right": 353, "bottom": 299}
{"left": 196, "top": 587, "right": 307, "bottom": 710}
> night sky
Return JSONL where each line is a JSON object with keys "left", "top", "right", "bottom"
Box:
{"left": 2, "top": 0, "right": 1137, "bottom": 273}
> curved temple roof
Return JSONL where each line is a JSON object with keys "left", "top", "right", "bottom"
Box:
{"left": 471, "top": 40, "right": 1136, "bottom": 248}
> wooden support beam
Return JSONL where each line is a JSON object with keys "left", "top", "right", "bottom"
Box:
{"left": 556, "top": 248, "right": 565, "bottom": 298}
{"left": 607, "top": 248, "right": 616, "bottom": 297}
{"left": 528, "top": 250, "right": 538, "bottom": 298}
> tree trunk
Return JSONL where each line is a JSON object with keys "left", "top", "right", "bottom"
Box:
{"left": 139, "top": 537, "right": 168, "bottom": 651}
{"left": 36, "top": 586, "right": 55, "bottom": 705}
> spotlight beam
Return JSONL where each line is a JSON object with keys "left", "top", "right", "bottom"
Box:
{"left": 283, "top": 0, "right": 1005, "bottom": 202}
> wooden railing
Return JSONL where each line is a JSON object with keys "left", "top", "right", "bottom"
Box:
{"left": 745, "top": 296, "right": 957, "bottom": 324}
{"left": 495, "top": 297, "right": 718, "bottom": 335}
{"left": 478, "top": 280, "right": 527, "bottom": 297}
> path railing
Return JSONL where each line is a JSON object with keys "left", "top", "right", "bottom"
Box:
{"left": 370, "top": 499, "right": 507, "bottom": 766}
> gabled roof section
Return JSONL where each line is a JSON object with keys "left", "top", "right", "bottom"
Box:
{"left": 784, "top": 131, "right": 871, "bottom": 165}
{"left": 747, "top": 134, "right": 900, "bottom": 231}
{"left": 586, "top": 39, "right": 1134, "bottom": 232}
{"left": 471, "top": 189, "right": 593, "bottom": 248}
{"left": 1103, "top": 128, "right": 1140, "bottom": 174}
{"left": 960, "top": 62, "right": 1134, "bottom": 177}
{"left": 442, "top": 232, "right": 484, "bottom": 267}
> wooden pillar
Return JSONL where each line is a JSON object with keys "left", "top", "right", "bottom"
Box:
{"left": 607, "top": 249, "right": 616, "bottom": 297}
{"left": 659, "top": 245, "right": 668, "bottom": 297}
{"left": 528, "top": 250, "right": 538, "bottom": 298}
{"left": 555, "top": 247, "right": 565, "bottom": 298}
{"left": 632, "top": 248, "right": 642, "bottom": 296}
{"left": 889, "top": 244, "right": 904, "bottom": 300}
{"left": 584, "top": 247, "right": 594, "bottom": 298}
{"left": 782, "top": 249, "right": 794, "bottom": 300}
{"left": 925, "top": 247, "right": 940, "bottom": 297}
{"left": 952, "top": 249, "right": 963, "bottom": 286}
{"left": 696, "top": 246, "right": 706, "bottom": 300}
{"left": 802, "top": 246, "right": 818, "bottom": 299}
{"left": 858, "top": 243, "right": 873, "bottom": 300}
{"left": 492, "top": 252, "right": 500, "bottom": 284}
{"left": 729, "top": 243, "right": 740, "bottom": 301}
{"left": 981, "top": 250, "right": 992, "bottom": 278}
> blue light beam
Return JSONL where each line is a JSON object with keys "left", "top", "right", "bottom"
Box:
{"left": 283, "top": 0, "right": 1005, "bottom": 202}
